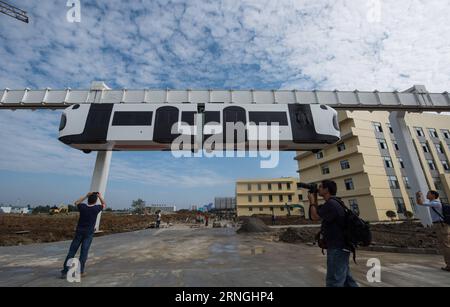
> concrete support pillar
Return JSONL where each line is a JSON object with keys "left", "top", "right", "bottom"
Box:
{"left": 91, "top": 150, "right": 112, "bottom": 232}
{"left": 389, "top": 86, "right": 433, "bottom": 226}
{"left": 89, "top": 81, "right": 112, "bottom": 232}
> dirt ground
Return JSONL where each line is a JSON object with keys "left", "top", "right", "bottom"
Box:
{"left": 0, "top": 212, "right": 198, "bottom": 246}
{"left": 278, "top": 221, "right": 440, "bottom": 249}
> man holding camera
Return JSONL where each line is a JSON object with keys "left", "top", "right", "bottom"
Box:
{"left": 416, "top": 190, "right": 450, "bottom": 272}
{"left": 308, "top": 180, "right": 359, "bottom": 287}
{"left": 61, "top": 192, "right": 106, "bottom": 278}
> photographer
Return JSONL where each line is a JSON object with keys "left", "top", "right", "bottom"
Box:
{"left": 61, "top": 192, "right": 106, "bottom": 278}
{"left": 416, "top": 190, "right": 450, "bottom": 272}
{"left": 308, "top": 180, "right": 359, "bottom": 287}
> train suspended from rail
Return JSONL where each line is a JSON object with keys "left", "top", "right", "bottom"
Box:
{"left": 58, "top": 103, "right": 341, "bottom": 153}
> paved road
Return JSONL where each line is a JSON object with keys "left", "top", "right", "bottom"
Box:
{"left": 0, "top": 227, "right": 448, "bottom": 287}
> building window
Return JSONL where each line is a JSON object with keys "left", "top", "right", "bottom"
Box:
{"left": 298, "top": 195, "right": 303, "bottom": 201}
{"left": 442, "top": 129, "right": 450, "bottom": 139}
{"left": 340, "top": 160, "right": 350, "bottom": 170}
{"left": 247, "top": 184, "right": 251, "bottom": 191}
{"left": 337, "top": 143, "right": 346, "bottom": 152}
{"left": 258, "top": 184, "right": 262, "bottom": 191}
{"left": 388, "top": 176, "right": 400, "bottom": 189}
{"left": 269, "top": 195, "right": 273, "bottom": 202}
{"left": 394, "top": 198, "right": 407, "bottom": 214}
{"left": 415, "top": 127, "right": 424, "bottom": 137}
{"left": 427, "top": 160, "right": 436, "bottom": 171}
{"left": 421, "top": 142, "right": 430, "bottom": 153}
{"left": 436, "top": 143, "right": 445, "bottom": 154}
{"left": 288, "top": 195, "right": 292, "bottom": 202}
{"left": 280, "top": 207, "right": 284, "bottom": 211}
{"left": 378, "top": 138, "right": 388, "bottom": 150}
{"left": 384, "top": 156, "right": 393, "bottom": 168}
{"left": 259, "top": 207, "right": 263, "bottom": 212}
{"left": 270, "top": 207, "right": 274, "bottom": 212}
{"left": 428, "top": 128, "right": 439, "bottom": 138}
{"left": 258, "top": 195, "right": 263, "bottom": 202}
{"left": 344, "top": 179, "right": 354, "bottom": 190}
{"left": 373, "top": 122, "right": 383, "bottom": 133}
{"left": 434, "top": 178, "right": 443, "bottom": 191}
{"left": 278, "top": 183, "right": 282, "bottom": 190}
{"left": 316, "top": 151, "right": 324, "bottom": 159}
{"left": 349, "top": 199, "right": 360, "bottom": 216}
{"left": 393, "top": 141, "right": 399, "bottom": 151}
{"left": 403, "top": 176, "right": 411, "bottom": 189}
{"left": 249, "top": 207, "right": 253, "bottom": 212}
{"left": 268, "top": 183, "right": 272, "bottom": 191}
{"left": 279, "top": 195, "right": 283, "bottom": 202}
{"left": 321, "top": 165, "right": 330, "bottom": 175}
{"left": 287, "top": 183, "right": 291, "bottom": 190}
{"left": 387, "top": 123, "right": 394, "bottom": 134}
{"left": 442, "top": 160, "right": 450, "bottom": 171}
{"left": 248, "top": 196, "right": 252, "bottom": 203}
{"left": 398, "top": 158, "right": 405, "bottom": 168}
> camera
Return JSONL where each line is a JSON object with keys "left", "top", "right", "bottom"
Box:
{"left": 297, "top": 182, "right": 318, "bottom": 194}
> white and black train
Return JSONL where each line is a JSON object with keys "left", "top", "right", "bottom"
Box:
{"left": 58, "top": 103, "right": 340, "bottom": 153}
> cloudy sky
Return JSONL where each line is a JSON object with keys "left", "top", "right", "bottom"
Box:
{"left": 0, "top": 0, "right": 450, "bottom": 209}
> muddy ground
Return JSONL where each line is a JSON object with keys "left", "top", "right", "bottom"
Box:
{"left": 0, "top": 212, "right": 198, "bottom": 246}
{"left": 278, "top": 221, "right": 440, "bottom": 249}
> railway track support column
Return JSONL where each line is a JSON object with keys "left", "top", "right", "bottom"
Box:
{"left": 389, "top": 85, "right": 433, "bottom": 227}
{"left": 89, "top": 81, "right": 113, "bottom": 233}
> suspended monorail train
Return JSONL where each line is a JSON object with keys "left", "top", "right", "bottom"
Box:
{"left": 58, "top": 103, "right": 340, "bottom": 152}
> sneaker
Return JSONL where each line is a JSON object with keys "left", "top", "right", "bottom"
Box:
{"left": 60, "top": 272, "right": 67, "bottom": 279}
{"left": 441, "top": 267, "right": 450, "bottom": 272}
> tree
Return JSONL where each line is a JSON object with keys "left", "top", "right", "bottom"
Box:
{"left": 132, "top": 199, "right": 146, "bottom": 215}
{"left": 386, "top": 210, "right": 397, "bottom": 221}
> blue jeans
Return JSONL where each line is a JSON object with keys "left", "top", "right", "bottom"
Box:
{"left": 326, "top": 249, "right": 359, "bottom": 287}
{"left": 62, "top": 230, "right": 94, "bottom": 274}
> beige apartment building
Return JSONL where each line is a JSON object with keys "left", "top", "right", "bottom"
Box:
{"left": 296, "top": 111, "right": 450, "bottom": 222}
{"left": 236, "top": 177, "right": 303, "bottom": 217}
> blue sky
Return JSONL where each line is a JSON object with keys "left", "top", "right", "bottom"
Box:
{"left": 1, "top": 0, "right": 450, "bottom": 209}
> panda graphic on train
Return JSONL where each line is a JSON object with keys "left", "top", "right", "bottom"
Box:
{"left": 58, "top": 103, "right": 340, "bottom": 153}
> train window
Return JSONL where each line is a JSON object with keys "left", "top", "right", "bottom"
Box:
{"left": 181, "top": 112, "right": 196, "bottom": 125}
{"left": 204, "top": 112, "right": 220, "bottom": 124}
{"left": 112, "top": 112, "right": 153, "bottom": 126}
{"left": 59, "top": 114, "right": 67, "bottom": 131}
{"left": 249, "top": 112, "right": 288, "bottom": 126}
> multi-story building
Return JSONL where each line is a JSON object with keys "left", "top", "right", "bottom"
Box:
{"left": 214, "top": 197, "right": 236, "bottom": 211}
{"left": 296, "top": 111, "right": 450, "bottom": 222}
{"left": 236, "top": 177, "right": 303, "bottom": 217}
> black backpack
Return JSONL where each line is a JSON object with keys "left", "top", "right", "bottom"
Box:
{"left": 432, "top": 203, "right": 450, "bottom": 225}
{"left": 316, "top": 197, "right": 372, "bottom": 263}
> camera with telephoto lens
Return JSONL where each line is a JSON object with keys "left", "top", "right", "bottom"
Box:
{"left": 297, "top": 182, "right": 318, "bottom": 194}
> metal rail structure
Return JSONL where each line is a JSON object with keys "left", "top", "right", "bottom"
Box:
{"left": 2, "top": 82, "right": 449, "bottom": 229}
{"left": 1, "top": 84, "right": 450, "bottom": 112}
{"left": 0, "top": 1, "right": 29, "bottom": 23}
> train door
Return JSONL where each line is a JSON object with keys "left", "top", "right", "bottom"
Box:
{"left": 153, "top": 106, "right": 181, "bottom": 144}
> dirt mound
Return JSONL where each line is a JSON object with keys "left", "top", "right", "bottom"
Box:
{"left": 279, "top": 227, "right": 317, "bottom": 244}
{"left": 236, "top": 217, "right": 270, "bottom": 234}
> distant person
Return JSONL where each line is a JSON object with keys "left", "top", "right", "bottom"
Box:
{"left": 205, "top": 214, "right": 209, "bottom": 227}
{"left": 416, "top": 191, "right": 450, "bottom": 272}
{"left": 308, "top": 180, "right": 359, "bottom": 287}
{"left": 272, "top": 213, "right": 276, "bottom": 225}
{"left": 156, "top": 210, "right": 162, "bottom": 228}
{"left": 61, "top": 192, "right": 106, "bottom": 279}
